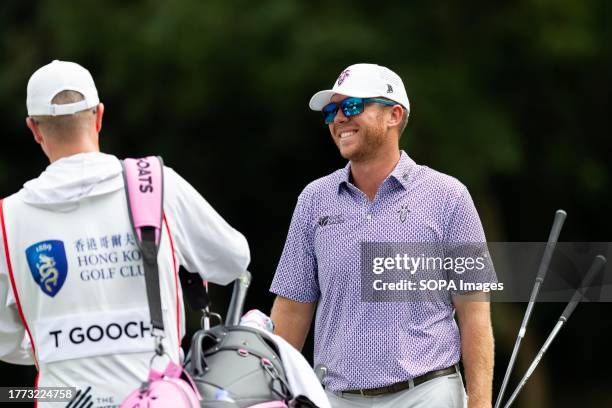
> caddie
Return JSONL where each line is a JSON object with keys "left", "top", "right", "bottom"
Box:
{"left": 0, "top": 60, "right": 250, "bottom": 407}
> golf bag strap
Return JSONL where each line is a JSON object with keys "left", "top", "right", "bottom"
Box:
{"left": 122, "top": 156, "right": 165, "bottom": 333}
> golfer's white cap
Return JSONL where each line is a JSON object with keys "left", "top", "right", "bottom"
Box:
{"left": 27, "top": 60, "right": 99, "bottom": 116}
{"left": 309, "top": 63, "right": 410, "bottom": 115}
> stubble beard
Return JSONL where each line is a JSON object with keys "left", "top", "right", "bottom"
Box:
{"left": 340, "top": 118, "right": 387, "bottom": 163}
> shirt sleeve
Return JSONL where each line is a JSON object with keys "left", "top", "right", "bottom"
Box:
{"left": 443, "top": 184, "right": 497, "bottom": 290}
{"left": 270, "top": 187, "right": 320, "bottom": 303}
{"left": 0, "top": 227, "right": 35, "bottom": 365}
{"left": 162, "top": 167, "right": 250, "bottom": 286}
{"left": 443, "top": 184, "right": 486, "bottom": 243}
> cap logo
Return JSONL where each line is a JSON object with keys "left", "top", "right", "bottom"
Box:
{"left": 387, "top": 84, "right": 393, "bottom": 93}
{"left": 337, "top": 69, "right": 350, "bottom": 86}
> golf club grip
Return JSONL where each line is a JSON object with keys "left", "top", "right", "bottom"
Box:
{"left": 535, "top": 209, "right": 567, "bottom": 282}
{"left": 561, "top": 255, "right": 606, "bottom": 321}
{"left": 226, "top": 270, "right": 252, "bottom": 326}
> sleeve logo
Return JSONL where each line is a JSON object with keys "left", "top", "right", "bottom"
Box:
{"left": 25, "top": 240, "right": 68, "bottom": 297}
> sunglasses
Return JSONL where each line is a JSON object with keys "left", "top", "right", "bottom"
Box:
{"left": 322, "top": 97, "right": 396, "bottom": 124}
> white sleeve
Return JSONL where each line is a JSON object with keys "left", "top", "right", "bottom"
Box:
{"left": 162, "top": 167, "right": 250, "bottom": 285}
{"left": 0, "top": 228, "right": 35, "bottom": 365}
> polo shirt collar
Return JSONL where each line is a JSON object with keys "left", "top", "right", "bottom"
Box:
{"left": 389, "top": 150, "right": 416, "bottom": 190}
{"left": 337, "top": 150, "right": 416, "bottom": 193}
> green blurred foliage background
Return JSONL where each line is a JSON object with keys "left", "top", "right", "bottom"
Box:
{"left": 1, "top": 1, "right": 610, "bottom": 407}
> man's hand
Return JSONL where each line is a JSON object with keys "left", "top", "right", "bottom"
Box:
{"left": 270, "top": 296, "right": 316, "bottom": 351}
{"left": 454, "top": 293, "right": 494, "bottom": 408}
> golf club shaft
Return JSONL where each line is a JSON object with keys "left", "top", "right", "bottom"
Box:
{"left": 503, "top": 320, "right": 564, "bottom": 408}
{"left": 203, "top": 280, "right": 210, "bottom": 330}
{"left": 503, "top": 255, "right": 606, "bottom": 408}
{"left": 494, "top": 210, "right": 567, "bottom": 408}
{"left": 226, "top": 270, "right": 252, "bottom": 326}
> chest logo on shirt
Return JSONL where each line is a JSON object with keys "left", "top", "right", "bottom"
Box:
{"left": 25, "top": 240, "right": 68, "bottom": 297}
{"left": 318, "top": 214, "right": 345, "bottom": 227}
{"left": 398, "top": 204, "right": 411, "bottom": 223}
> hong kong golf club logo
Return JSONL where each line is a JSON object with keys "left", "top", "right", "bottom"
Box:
{"left": 337, "top": 69, "right": 350, "bottom": 86}
{"left": 25, "top": 240, "right": 68, "bottom": 297}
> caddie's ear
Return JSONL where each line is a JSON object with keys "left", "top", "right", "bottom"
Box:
{"left": 95, "top": 103, "right": 105, "bottom": 133}
{"left": 26, "top": 117, "right": 44, "bottom": 145}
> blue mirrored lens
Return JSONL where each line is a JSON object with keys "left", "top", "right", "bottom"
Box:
{"left": 341, "top": 98, "right": 364, "bottom": 117}
{"left": 322, "top": 102, "right": 339, "bottom": 124}
{"left": 322, "top": 98, "right": 366, "bottom": 124}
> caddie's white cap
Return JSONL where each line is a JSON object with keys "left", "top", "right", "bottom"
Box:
{"left": 309, "top": 63, "right": 410, "bottom": 115}
{"left": 26, "top": 60, "right": 100, "bottom": 116}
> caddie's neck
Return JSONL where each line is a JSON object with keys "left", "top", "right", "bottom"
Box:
{"left": 350, "top": 146, "right": 400, "bottom": 201}
{"left": 45, "top": 135, "right": 100, "bottom": 163}
{"left": 27, "top": 103, "right": 104, "bottom": 164}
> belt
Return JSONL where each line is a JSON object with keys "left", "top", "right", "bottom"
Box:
{"left": 342, "top": 365, "right": 459, "bottom": 397}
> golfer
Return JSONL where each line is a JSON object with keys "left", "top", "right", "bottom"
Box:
{"left": 270, "top": 63, "right": 493, "bottom": 408}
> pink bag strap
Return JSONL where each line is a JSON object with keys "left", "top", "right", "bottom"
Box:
{"left": 122, "top": 157, "right": 211, "bottom": 333}
{"left": 122, "top": 156, "right": 166, "bottom": 340}
{"left": 122, "top": 157, "right": 164, "bottom": 246}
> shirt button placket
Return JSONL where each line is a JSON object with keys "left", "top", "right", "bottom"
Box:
{"left": 355, "top": 189, "right": 372, "bottom": 220}
{"left": 366, "top": 201, "right": 374, "bottom": 220}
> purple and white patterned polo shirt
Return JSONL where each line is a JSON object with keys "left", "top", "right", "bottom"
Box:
{"left": 270, "top": 151, "right": 486, "bottom": 392}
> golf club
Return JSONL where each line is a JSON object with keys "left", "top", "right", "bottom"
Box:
{"left": 226, "top": 270, "right": 252, "bottom": 326}
{"left": 494, "top": 209, "right": 567, "bottom": 408}
{"left": 503, "top": 255, "right": 607, "bottom": 408}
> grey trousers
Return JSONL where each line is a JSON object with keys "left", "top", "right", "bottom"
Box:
{"left": 325, "top": 372, "right": 468, "bottom": 408}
